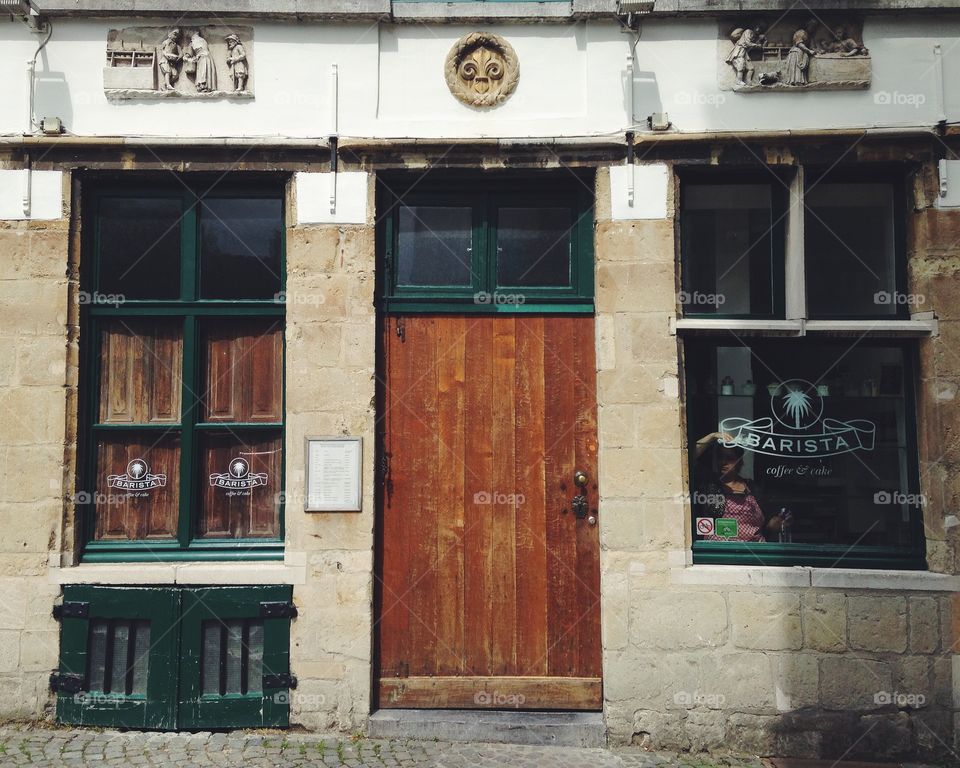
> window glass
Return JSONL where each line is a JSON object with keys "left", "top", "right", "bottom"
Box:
{"left": 496, "top": 207, "right": 572, "bottom": 288}
{"left": 681, "top": 184, "right": 776, "bottom": 316}
{"left": 396, "top": 205, "right": 473, "bottom": 287}
{"left": 199, "top": 198, "right": 283, "bottom": 300}
{"left": 686, "top": 341, "right": 916, "bottom": 549}
{"left": 98, "top": 198, "right": 181, "bottom": 299}
{"left": 805, "top": 182, "right": 898, "bottom": 317}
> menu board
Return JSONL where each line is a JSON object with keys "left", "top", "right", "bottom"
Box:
{"left": 305, "top": 437, "right": 362, "bottom": 512}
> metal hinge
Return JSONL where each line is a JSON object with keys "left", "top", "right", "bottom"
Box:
{"left": 52, "top": 601, "right": 89, "bottom": 620}
{"left": 49, "top": 672, "right": 84, "bottom": 694}
{"left": 263, "top": 672, "right": 298, "bottom": 689}
{"left": 259, "top": 601, "right": 298, "bottom": 619}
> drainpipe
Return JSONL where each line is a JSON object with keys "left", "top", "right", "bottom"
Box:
{"left": 24, "top": 17, "right": 52, "bottom": 219}
{"left": 329, "top": 63, "right": 339, "bottom": 215}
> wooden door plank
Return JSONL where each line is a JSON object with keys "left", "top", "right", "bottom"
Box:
{"left": 379, "top": 675, "right": 602, "bottom": 710}
{"left": 463, "top": 317, "right": 494, "bottom": 677}
{"left": 513, "top": 316, "right": 548, "bottom": 676}
{"left": 489, "top": 316, "right": 518, "bottom": 676}
{"left": 434, "top": 316, "right": 467, "bottom": 675}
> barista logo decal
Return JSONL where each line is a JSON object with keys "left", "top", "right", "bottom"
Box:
{"left": 107, "top": 458, "right": 167, "bottom": 491}
{"left": 720, "top": 379, "right": 876, "bottom": 458}
{"left": 209, "top": 456, "right": 268, "bottom": 491}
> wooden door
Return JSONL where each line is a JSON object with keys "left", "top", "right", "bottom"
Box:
{"left": 376, "top": 315, "right": 602, "bottom": 710}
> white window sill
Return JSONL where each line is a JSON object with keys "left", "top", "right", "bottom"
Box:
{"left": 49, "top": 561, "right": 307, "bottom": 586}
{"left": 670, "top": 564, "right": 960, "bottom": 592}
{"left": 671, "top": 315, "right": 938, "bottom": 338}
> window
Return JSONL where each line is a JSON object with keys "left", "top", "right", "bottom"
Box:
{"left": 379, "top": 175, "right": 594, "bottom": 312}
{"left": 54, "top": 586, "right": 294, "bottom": 730}
{"left": 79, "top": 181, "right": 285, "bottom": 561}
{"left": 678, "top": 165, "right": 927, "bottom": 569}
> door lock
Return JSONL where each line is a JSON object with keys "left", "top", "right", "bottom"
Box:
{"left": 571, "top": 471, "right": 589, "bottom": 520}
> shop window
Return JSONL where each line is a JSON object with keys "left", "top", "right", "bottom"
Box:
{"left": 379, "top": 175, "right": 594, "bottom": 313}
{"left": 53, "top": 586, "right": 294, "bottom": 730}
{"left": 78, "top": 182, "right": 285, "bottom": 562}
{"left": 685, "top": 342, "right": 924, "bottom": 568}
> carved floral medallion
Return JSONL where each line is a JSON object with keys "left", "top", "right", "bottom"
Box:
{"left": 445, "top": 32, "right": 519, "bottom": 108}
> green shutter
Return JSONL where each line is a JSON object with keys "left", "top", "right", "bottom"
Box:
{"left": 55, "top": 586, "right": 179, "bottom": 729}
{"left": 177, "top": 586, "right": 293, "bottom": 729}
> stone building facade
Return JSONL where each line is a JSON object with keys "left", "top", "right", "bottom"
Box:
{"left": 0, "top": 0, "right": 959, "bottom": 761}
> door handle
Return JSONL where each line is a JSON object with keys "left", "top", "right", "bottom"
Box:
{"left": 571, "top": 471, "right": 596, "bottom": 525}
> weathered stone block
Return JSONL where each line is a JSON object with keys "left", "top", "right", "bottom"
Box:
{"left": 596, "top": 264, "right": 676, "bottom": 314}
{"left": 629, "top": 590, "right": 727, "bottom": 649}
{"left": 848, "top": 595, "right": 908, "bottom": 653}
{"left": 802, "top": 592, "right": 847, "bottom": 652}
{"left": 631, "top": 709, "right": 689, "bottom": 750}
{"left": 820, "top": 656, "right": 892, "bottom": 711}
{"left": 909, "top": 596, "right": 940, "bottom": 653}
{"left": 775, "top": 653, "right": 819, "bottom": 710}
{"left": 699, "top": 651, "right": 777, "bottom": 711}
{"left": 595, "top": 219, "right": 675, "bottom": 263}
{"left": 603, "top": 650, "right": 661, "bottom": 703}
{"left": 729, "top": 592, "right": 802, "bottom": 651}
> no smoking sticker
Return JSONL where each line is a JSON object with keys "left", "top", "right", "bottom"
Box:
{"left": 696, "top": 517, "right": 714, "bottom": 536}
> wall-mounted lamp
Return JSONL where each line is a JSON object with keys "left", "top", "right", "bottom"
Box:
{"left": 616, "top": 0, "right": 655, "bottom": 30}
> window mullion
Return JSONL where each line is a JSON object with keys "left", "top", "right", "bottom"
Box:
{"left": 177, "top": 314, "right": 198, "bottom": 549}
{"left": 785, "top": 166, "right": 807, "bottom": 323}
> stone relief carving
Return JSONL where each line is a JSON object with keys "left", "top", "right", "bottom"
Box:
{"left": 104, "top": 25, "right": 253, "bottom": 99}
{"left": 445, "top": 32, "right": 519, "bottom": 108}
{"left": 719, "top": 17, "right": 869, "bottom": 92}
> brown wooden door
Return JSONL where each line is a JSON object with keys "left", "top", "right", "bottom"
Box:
{"left": 376, "top": 315, "right": 601, "bottom": 710}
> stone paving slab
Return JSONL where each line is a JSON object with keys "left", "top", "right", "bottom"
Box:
{"left": 0, "top": 727, "right": 941, "bottom": 768}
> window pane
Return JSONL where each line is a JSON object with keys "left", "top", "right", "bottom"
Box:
{"left": 200, "top": 619, "right": 265, "bottom": 695}
{"left": 496, "top": 207, "right": 572, "bottom": 288}
{"left": 98, "top": 197, "right": 181, "bottom": 300}
{"left": 396, "top": 205, "right": 473, "bottom": 287}
{"left": 99, "top": 319, "right": 182, "bottom": 424}
{"left": 686, "top": 342, "right": 916, "bottom": 549}
{"left": 681, "top": 184, "right": 775, "bottom": 316}
{"left": 199, "top": 198, "right": 283, "bottom": 300}
{"left": 198, "top": 432, "right": 282, "bottom": 539}
{"left": 201, "top": 318, "right": 282, "bottom": 423}
{"left": 86, "top": 619, "right": 150, "bottom": 695}
{"left": 95, "top": 433, "right": 180, "bottom": 541}
{"left": 805, "top": 183, "right": 897, "bottom": 317}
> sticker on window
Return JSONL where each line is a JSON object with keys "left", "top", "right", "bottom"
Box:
{"left": 714, "top": 518, "right": 739, "bottom": 539}
{"left": 107, "top": 458, "right": 167, "bottom": 491}
{"left": 696, "top": 517, "right": 715, "bottom": 536}
{"left": 209, "top": 456, "right": 268, "bottom": 493}
{"left": 719, "top": 379, "right": 875, "bottom": 458}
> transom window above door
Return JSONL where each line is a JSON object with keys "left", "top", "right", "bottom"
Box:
{"left": 379, "top": 175, "right": 595, "bottom": 313}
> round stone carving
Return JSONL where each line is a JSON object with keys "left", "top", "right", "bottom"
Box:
{"left": 444, "top": 32, "right": 519, "bottom": 108}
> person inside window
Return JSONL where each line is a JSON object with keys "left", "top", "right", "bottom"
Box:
{"left": 694, "top": 432, "right": 792, "bottom": 542}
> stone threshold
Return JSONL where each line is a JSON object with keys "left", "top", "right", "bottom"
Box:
{"left": 367, "top": 709, "right": 606, "bottom": 748}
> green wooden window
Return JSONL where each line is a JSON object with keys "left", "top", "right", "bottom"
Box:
{"left": 685, "top": 339, "right": 925, "bottom": 569}
{"left": 55, "top": 585, "right": 294, "bottom": 730}
{"left": 78, "top": 181, "right": 286, "bottom": 562}
{"left": 378, "top": 175, "right": 594, "bottom": 313}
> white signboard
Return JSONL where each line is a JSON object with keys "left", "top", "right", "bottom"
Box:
{"left": 305, "top": 437, "right": 362, "bottom": 512}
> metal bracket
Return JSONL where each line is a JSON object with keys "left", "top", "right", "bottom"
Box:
{"left": 49, "top": 672, "right": 83, "bottom": 694}
{"left": 52, "top": 601, "right": 89, "bottom": 620}
{"left": 263, "top": 672, "right": 298, "bottom": 690}
{"left": 259, "top": 601, "right": 298, "bottom": 619}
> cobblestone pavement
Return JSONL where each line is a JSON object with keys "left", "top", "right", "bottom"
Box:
{"left": 0, "top": 727, "right": 773, "bottom": 768}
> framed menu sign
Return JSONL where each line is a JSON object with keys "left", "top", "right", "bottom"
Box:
{"left": 305, "top": 437, "right": 362, "bottom": 512}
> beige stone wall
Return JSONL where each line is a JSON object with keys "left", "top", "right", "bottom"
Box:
{"left": 595, "top": 161, "right": 959, "bottom": 761}
{"left": 283, "top": 173, "right": 377, "bottom": 731}
{"left": 0, "top": 172, "right": 73, "bottom": 719}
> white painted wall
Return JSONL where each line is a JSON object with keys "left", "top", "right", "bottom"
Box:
{"left": 0, "top": 16, "right": 957, "bottom": 140}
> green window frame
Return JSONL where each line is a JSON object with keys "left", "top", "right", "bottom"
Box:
{"left": 54, "top": 585, "right": 294, "bottom": 730}
{"left": 378, "top": 174, "right": 595, "bottom": 313}
{"left": 78, "top": 180, "right": 286, "bottom": 562}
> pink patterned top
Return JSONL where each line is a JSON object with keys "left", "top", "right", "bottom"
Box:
{"left": 703, "top": 489, "right": 766, "bottom": 542}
